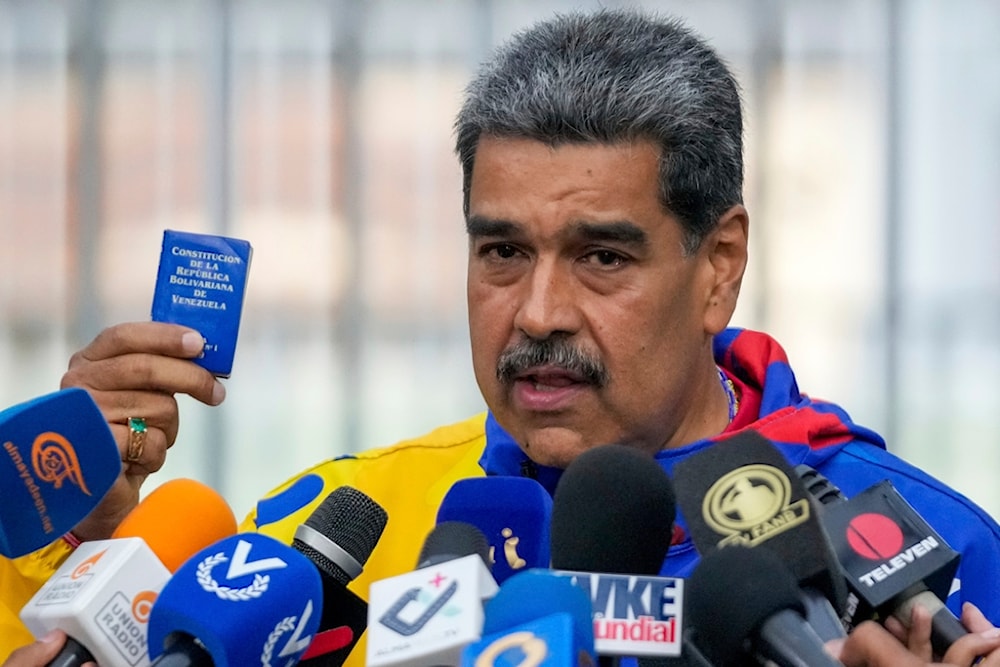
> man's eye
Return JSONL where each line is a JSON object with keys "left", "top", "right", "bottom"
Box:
{"left": 586, "top": 250, "right": 627, "bottom": 267}
{"left": 482, "top": 244, "right": 519, "bottom": 259}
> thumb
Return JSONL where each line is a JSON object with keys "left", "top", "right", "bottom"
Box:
{"left": 2, "top": 630, "right": 69, "bottom": 667}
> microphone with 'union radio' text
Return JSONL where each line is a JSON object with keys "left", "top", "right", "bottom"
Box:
{"left": 19, "top": 477, "right": 238, "bottom": 667}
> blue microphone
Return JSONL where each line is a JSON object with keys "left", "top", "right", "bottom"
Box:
{"left": 462, "top": 569, "right": 596, "bottom": 666}
{"left": 436, "top": 476, "right": 552, "bottom": 584}
{"left": 147, "top": 532, "right": 323, "bottom": 667}
{"left": 0, "top": 387, "right": 120, "bottom": 557}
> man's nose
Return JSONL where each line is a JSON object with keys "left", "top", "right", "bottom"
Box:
{"left": 512, "top": 260, "right": 581, "bottom": 340}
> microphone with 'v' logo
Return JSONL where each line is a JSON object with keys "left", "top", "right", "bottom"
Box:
{"left": 146, "top": 532, "right": 323, "bottom": 667}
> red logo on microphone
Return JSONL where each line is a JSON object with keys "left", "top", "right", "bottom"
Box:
{"left": 845, "top": 513, "right": 904, "bottom": 560}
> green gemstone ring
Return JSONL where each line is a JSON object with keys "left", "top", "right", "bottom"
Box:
{"left": 126, "top": 417, "right": 147, "bottom": 462}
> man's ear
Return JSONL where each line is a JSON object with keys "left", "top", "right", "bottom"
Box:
{"left": 701, "top": 204, "right": 749, "bottom": 335}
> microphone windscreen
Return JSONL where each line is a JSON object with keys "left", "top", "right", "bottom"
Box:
{"left": 672, "top": 430, "right": 848, "bottom": 612}
{"left": 687, "top": 545, "right": 806, "bottom": 666}
{"left": 0, "top": 388, "right": 121, "bottom": 557}
{"left": 481, "top": 569, "right": 594, "bottom": 645}
{"left": 293, "top": 485, "right": 388, "bottom": 585}
{"left": 417, "top": 520, "right": 491, "bottom": 569}
{"left": 147, "top": 532, "right": 323, "bottom": 667}
{"left": 462, "top": 569, "right": 596, "bottom": 666}
{"left": 112, "top": 477, "right": 238, "bottom": 572}
{"left": 551, "top": 444, "right": 675, "bottom": 575}
{"left": 436, "top": 476, "right": 552, "bottom": 584}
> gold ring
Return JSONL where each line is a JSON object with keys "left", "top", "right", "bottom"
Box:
{"left": 126, "top": 417, "right": 147, "bottom": 462}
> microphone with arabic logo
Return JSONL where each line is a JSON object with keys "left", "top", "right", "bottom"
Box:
{"left": 1, "top": 388, "right": 121, "bottom": 558}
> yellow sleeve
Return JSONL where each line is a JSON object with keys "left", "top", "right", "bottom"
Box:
{"left": 0, "top": 540, "right": 75, "bottom": 660}
{"left": 239, "top": 413, "right": 489, "bottom": 667}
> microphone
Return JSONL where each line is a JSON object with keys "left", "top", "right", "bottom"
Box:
{"left": 146, "top": 532, "right": 323, "bottom": 667}
{"left": 366, "top": 521, "right": 499, "bottom": 667}
{"left": 550, "top": 444, "right": 684, "bottom": 661}
{"left": 19, "top": 478, "right": 239, "bottom": 667}
{"left": 461, "top": 569, "right": 596, "bottom": 666}
{"left": 293, "top": 485, "right": 388, "bottom": 666}
{"left": 795, "top": 464, "right": 966, "bottom": 657}
{"left": 671, "top": 431, "right": 848, "bottom": 642}
{"left": 112, "top": 478, "right": 239, "bottom": 572}
{"left": 436, "top": 476, "right": 552, "bottom": 584}
{"left": 687, "top": 544, "right": 843, "bottom": 667}
{"left": 0, "top": 387, "right": 121, "bottom": 558}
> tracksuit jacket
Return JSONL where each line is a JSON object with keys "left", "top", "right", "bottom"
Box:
{"left": 2, "top": 328, "right": 998, "bottom": 664}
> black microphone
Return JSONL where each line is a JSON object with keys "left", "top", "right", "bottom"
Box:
{"left": 551, "top": 444, "right": 688, "bottom": 665}
{"left": 551, "top": 443, "right": 675, "bottom": 575}
{"left": 671, "top": 431, "right": 849, "bottom": 643}
{"left": 687, "top": 545, "right": 844, "bottom": 667}
{"left": 795, "top": 464, "right": 966, "bottom": 658}
{"left": 293, "top": 485, "right": 389, "bottom": 666}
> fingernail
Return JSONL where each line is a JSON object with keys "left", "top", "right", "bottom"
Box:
{"left": 182, "top": 331, "right": 205, "bottom": 355}
{"left": 40, "top": 630, "right": 60, "bottom": 643}
{"left": 981, "top": 628, "right": 1000, "bottom": 639}
{"left": 211, "top": 381, "right": 227, "bottom": 405}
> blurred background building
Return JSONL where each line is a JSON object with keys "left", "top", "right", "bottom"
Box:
{"left": 1, "top": 0, "right": 998, "bottom": 519}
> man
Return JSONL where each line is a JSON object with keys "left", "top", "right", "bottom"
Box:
{"left": 2, "top": 7, "right": 999, "bottom": 664}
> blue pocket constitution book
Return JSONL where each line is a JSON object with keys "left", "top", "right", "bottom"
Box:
{"left": 150, "top": 230, "right": 253, "bottom": 377}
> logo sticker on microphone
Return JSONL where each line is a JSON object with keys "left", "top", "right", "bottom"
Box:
{"left": 31, "top": 431, "right": 92, "bottom": 494}
{"left": 131, "top": 590, "right": 158, "bottom": 623}
{"left": 378, "top": 572, "right": 460, "bottom": 636}
{"left": 474, "top": 631, "right": 549, "bottom": 666}
{"left": 488, "top": 527, "right": 527, "bottom": 571}
{"left": 196, "top": 538, "right": 288, "bottom": 601}
{"left": 844, "top": 512, "right": 942, "bottom": 588}
{"left": 97, "top": 590, "right": 157, "bottom": 666}
{"left": 261, "top": 599, "right": 316, "bottom": 667}
{"left": 702, "top": 463, "right": 809, "bottom": 547}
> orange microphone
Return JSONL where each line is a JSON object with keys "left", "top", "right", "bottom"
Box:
{"left": 112, "top": 477, "right": 238, "bottom": 572}
{"left": 20, "top": 478, "right": 238, "bottom": 665}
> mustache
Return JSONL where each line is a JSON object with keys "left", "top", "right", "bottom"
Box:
{"left": 496, "top": 337, "right": 609, "bottom": 387}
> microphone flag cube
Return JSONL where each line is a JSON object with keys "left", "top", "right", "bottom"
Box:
{"left": 367, "top": 553, "right": 499, "bottom": 667}
{"left": 19, "top": 537, "right": 171, "bottom": 666}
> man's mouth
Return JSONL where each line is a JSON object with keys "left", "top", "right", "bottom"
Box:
{"left": 509, "top": 366, "right": 593, "bottom": 411}
{"left": 518, "top": 372, "right": 584, "bottom": 391}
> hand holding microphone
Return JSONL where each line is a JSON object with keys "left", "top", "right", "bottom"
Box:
{"left": 829, "top": 605, "right": 1000, "bottom": 667}
{"left": 795, "top": 464, "right": 966, "bottom": 657}
{"left": 1, "top": 632, "right": 95, "bottom": 667}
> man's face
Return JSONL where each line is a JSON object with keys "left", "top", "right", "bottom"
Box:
{"left": 466, "top": 136, "right": 743, "bottom": 468}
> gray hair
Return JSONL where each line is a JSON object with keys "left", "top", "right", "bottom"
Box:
{"left": 455, "top": 8, "right": 744, "bottom": 254}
